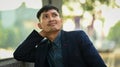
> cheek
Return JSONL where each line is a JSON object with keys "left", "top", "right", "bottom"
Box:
{"left": 58, "top": 20, "right": 63, "bottom": 26}
{"left": 41, "top": 24, "right": 47, "bottom": 29}
{"left": 41, "top": 23, "right": 50, "bottom": 30}
{"left": 40, "top": 20, "right": 47, "bottom": 27}
{"left": 56, "top": 22, "right": 62, "bottom": 29}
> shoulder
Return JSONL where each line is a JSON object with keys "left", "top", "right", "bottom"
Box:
{"left": 62, "top": 30, "right": 90, "bottom": 41}
{"left": 62, "top": 30, "right": 87, "bottom": 36}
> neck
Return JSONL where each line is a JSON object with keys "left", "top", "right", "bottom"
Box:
{"left": 46, "top": 30, "right": 60, "bottom": 42}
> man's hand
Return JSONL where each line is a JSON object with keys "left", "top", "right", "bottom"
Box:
{"left": 39, "top": 30, "right": 47, "bottom": 37}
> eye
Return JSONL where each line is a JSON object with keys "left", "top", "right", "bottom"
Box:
{"left": 52, "top": 13, "right": 58, "bottom": 17}
{"left": 43, "top": 15, "right": 48, "bottom": 19}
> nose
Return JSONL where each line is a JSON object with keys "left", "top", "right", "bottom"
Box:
{"left": 49, "top": 16, "right": 54, "bottom": 21}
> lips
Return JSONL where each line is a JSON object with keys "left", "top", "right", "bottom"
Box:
{"left": 48, "top": 22, "right": 57, "bottom": 26}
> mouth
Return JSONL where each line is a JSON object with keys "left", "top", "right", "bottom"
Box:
{"left": 48, "top": 22, "right": 57, "bottom": 26}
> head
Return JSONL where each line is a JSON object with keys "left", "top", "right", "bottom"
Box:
{"left": 37, "top": 5, "right": 63, "bottom": 33}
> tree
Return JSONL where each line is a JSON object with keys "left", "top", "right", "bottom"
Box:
{"left": 107, "top": 21, "right": 120, "bottom": 47}
{"left": 62, "top": 0, "right": 112, "bottom": 40}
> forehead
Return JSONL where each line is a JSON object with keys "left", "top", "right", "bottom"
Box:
{"left": 41, "top": 9, "right": 59, "bottom": 15}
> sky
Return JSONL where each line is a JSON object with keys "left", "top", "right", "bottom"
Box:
{"left": 0, "top": 0, "right": 42, "bottom": 11}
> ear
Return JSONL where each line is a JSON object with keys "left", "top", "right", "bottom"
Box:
{"left": 38, "top": 23, "right": 42, "bottom": 29}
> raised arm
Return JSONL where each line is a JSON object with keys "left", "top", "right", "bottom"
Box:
{"left": 13, "top": 30, "right": 44, "bottom": 62}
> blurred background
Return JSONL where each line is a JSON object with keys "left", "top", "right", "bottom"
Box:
{"left": 0, "top": 0, "right": 120, "bottom": 67}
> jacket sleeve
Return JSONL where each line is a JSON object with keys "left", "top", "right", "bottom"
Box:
{"left": 78, "top": 31, "right": 107, "bottom": 67}
{"left": 13, "top": 30, "right": 44, "bottom": 62}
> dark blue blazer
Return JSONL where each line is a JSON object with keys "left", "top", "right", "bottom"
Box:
{"left": 14, "top": 30, "right": 107, "bottom": 67}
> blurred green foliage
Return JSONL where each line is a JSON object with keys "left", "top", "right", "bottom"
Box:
{"left": 0, "top": 22, "right": 21, "bottom": 49}
{"left": 0, "top": 4, "right": 38, "bottom": 49}
{"left": 107, "top": 21, "right": 120, "bottom": 47}
{"left": 0, "top": 0, "right": 119, "bottom": 49}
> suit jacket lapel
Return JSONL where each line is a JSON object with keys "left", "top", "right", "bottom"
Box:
{"left": 61, "top": 30, "right": 69, "bottom": 67}
{"left": 36, "top": 39, "right": 49, "bottom": 67}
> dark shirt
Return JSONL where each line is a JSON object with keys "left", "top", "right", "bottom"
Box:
{"left": 48, "top": 31, "right": 64, "bottom": 67}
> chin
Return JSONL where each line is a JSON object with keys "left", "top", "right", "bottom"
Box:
{"left": 51, "top": 29, "right": 61, "bottom": 32}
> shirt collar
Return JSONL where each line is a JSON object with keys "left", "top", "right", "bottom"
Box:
{"left": 53, "top": 30, "right": 61, "bottom": 47}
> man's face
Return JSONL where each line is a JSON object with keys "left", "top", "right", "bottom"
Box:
{"left": 38, "top": 9, "right": 62, "bottom": 33}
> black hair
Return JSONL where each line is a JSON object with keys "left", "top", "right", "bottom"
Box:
{"left": 36, "top": 5, "right": 60, "bottom": 19}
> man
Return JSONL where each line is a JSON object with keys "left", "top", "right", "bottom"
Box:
{"left": 13, "top": 5, "right": 107, "bottom": 67}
